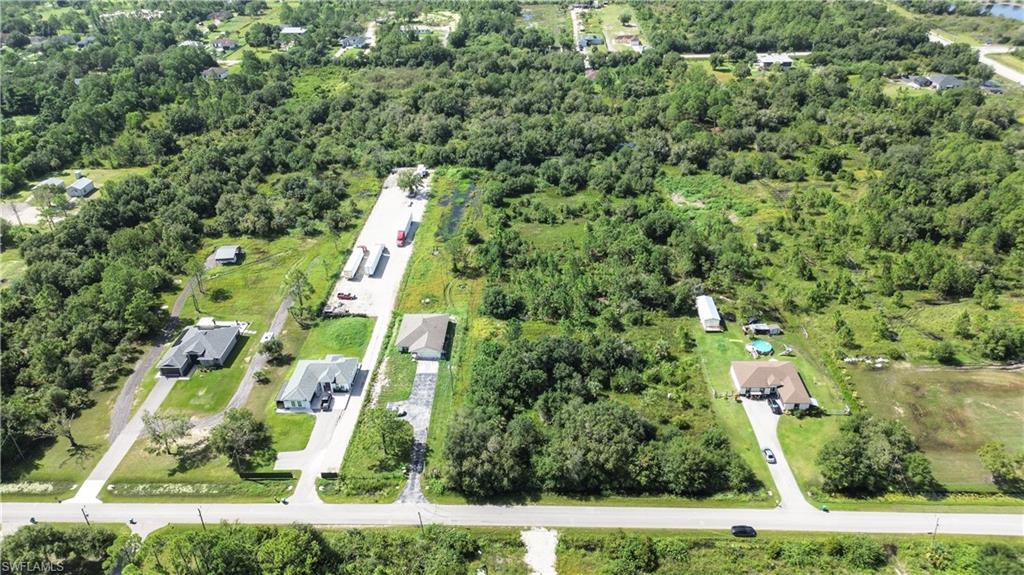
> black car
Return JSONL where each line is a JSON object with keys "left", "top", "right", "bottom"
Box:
{"left": 320, "top": 395, "right": 333, "bottom": 411}
{"left": 731, "top": 525, "right": 757, "bottom": 538}
{"left": 768, "top": 398, "right": 782, "bottom": 415}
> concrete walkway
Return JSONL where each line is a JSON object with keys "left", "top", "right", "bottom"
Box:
{"left": 739, "top": 397, "right": 817, "bottom": 512}
{"left": 274, "top": 168, "right": 432, "bottom": 502}
{"left": 67, "top": 376, "right": 177, "bottom": 503}
{"left": 522, "top": 528, "right": 558, "bottom": 575}
{"left": 391, "top": 360, "right": 440, "bottom": 503}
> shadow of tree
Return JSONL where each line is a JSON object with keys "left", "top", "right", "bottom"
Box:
{"left": 169, "top": 441, "right": 214, "bottom": 476}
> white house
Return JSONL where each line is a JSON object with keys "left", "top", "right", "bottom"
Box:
{"left": 67, "top": 177, "right": 95, "bottom": 198}
{"left": 214, "top": 245, "right": 243, "bottom": 264}
{"left": 755, "top": 53, "right": 793, "bottom": 71}
{"left": 696, "top": 295, "right": 722, "bottom": 332}
{"left": 276, "top": 356, "right": 359, "bottom": 411}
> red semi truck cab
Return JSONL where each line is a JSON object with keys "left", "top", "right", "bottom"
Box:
{"left": 397, "top": 213, "right": 412, "bottom": 247}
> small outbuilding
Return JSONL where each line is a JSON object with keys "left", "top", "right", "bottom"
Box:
{"left": 280, "top": 26, "right": 307, "bottom": 35}
{"left": 67, "top": 177, "right": 95, "bottom": 198}
{"left": 34, "top": 177, "right": 66, "bottom": 190}
{"left": 396, "top": 314, "right": 451, "bottom": 360}
{"left": 696, "top": 295, "right": 722, "bottom": 332}
{"left": 743, "top": 323, "right": 783, "bottom": 336}
{"left": 159, "top": 322, "right": 240, "bottom": 378}
{"left": 214, "top": 245, "right": 243, "bottom": 264}
{"left": 276, "top": 356, "right": 359, "bottom": 411}
{"left": 339, "top": 35, "right": 368, "bottom": 49}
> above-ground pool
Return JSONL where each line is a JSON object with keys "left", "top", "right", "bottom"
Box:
{"left": 750, "top": 339, "right": 773, "bottom": 355}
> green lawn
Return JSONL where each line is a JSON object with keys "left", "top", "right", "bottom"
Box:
{"left": 521, "top": 4, "right": 570, "bottom": 47}
{"left": 593, "top": 3, "right": 646, "bottom": 52}
{"left": 296, "top": 316, "right": 374, "bottom": 360}
{"left": 693, "top": 328, "right": 780, "bottom": 501}
{"left": 0, "top": 384, "right": 121, "bottom": 501}
{"left": 1, "top": 249, "right": 27, "bottom": 286}
{"left": 852, "top": 366, "right": 1024, "bottom": 491}
{"left": 989, "top": 52, "right": 1024, "bottom": 75}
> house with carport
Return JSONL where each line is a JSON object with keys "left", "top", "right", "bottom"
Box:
{"left": 276, "top": 356, "right": 359, "bottom": 411}
{"left": 730, "top": 360, "right": 815, "bottom": 411}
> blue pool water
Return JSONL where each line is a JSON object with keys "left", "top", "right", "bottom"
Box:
{"left": 751, "top": 339, "right": 773, "bottom": 354}
{"left": 987, "top": 3, "right": 1024, "bottom": 21}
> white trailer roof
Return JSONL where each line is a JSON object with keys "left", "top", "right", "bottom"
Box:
{"left": 696, "top": 295, "right": 720, "bottom": 322}
{"left": 342, "top": 248, "right": 364, "bottom": 276}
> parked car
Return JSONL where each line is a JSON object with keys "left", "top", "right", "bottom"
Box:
{"left": 768, "top": 398, "right": 782, "bottom": 415}
{"left": 320, "top": 395, "right": 332, "bottom": 411}
{"left": 337, "top": 293, "right": 356, "bottom": 300}
{"left": 763, "top": 448, "right": 776, "bottom": 464}
{"left": 731, "top": 525, "right": 757, "bottom": 537}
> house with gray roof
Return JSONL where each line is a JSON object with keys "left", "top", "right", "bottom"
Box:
{"left": 202, "top": 66, "right": 229, "bottom": 80}
{"left": 339, "top": 35, "right": 368, "bottom": 49}
{"left": 276, "top": 356, "right": 359, "bottom": 411}
{"left": 214, "top": 245, "right": 243, "bottom": 264}
{"left": 67, "top": 177, "right": 95, "bottom": 198}
{"left": 211, "top": 37, "right": 238, "bottom": 52}
{"left": 34, "top": 177, "right": 66, "bottom": 190}
{"left": 927, "top": 74, "right": 964, "bottom": 91}
{"left": 395, "top": 314, "right": 451, "bottom": 360}
{"left": 158, "top": 323, "right": 240, "bottom": 378}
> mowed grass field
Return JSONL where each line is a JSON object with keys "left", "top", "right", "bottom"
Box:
{"left": 521, "top": 3, "right": 570, "bottom": 47}
{"left": 593, "top": 3, "right": 646, "bottom": 52}
{"left": 853, "top": 366, "right": 1024, "bottom": 490}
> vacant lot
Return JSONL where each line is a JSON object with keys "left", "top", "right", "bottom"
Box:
{"left": 854, "top": 366, "right": 1024, "bottom": 490}
{"left": 521, "top": 4, "right": 570, "bottom": 47}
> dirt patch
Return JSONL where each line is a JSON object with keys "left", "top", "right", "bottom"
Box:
{"left": 670, "top": 193, "right": 705, "bottom": 208}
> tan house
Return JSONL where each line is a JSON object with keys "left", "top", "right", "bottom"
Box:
{"left": 730, "top": 360, "right": 814, "bottom": 410}
{"left": 395, "top": 314, "right": 450, "bottom": 360}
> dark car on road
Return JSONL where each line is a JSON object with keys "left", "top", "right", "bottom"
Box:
{"left": 320, "top": 395, "right": 333, "bottom": 411}
{"left": 768, "top": 398, "right": 782, "bottom": 414}
{"left": 763, "top": 448, "right": 776, "bottom": 464}
{"left": 731, "top": 525, "right": 757, "bottom": 537}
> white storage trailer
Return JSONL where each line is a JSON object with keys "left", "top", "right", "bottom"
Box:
{"left": 364, "top": 243, "right": 385, "bottom": 277}
{"left": 342, "top": 248, "right": 365, "bottom": 280}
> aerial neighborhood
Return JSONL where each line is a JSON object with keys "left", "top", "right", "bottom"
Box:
{"left": 1, "top": 1, "right": 1022, "bottom": 572}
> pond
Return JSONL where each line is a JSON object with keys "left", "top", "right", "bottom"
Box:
{"left": 985, "top": 3, "right": 1024, "bottom": 21}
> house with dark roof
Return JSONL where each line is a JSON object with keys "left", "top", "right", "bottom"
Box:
{"left": 905, "top": 75, "right": 931, "bottom": 88}
{"left": 927, "top": 74, "right": 964, "bottom": 91}
{"left": 395, "top": 314, "right": 451, "bottom": 360}
{"left": 276, "top": 356, "right": 359, "bottom": 411}
{"left": 730, "top": 360, "right": 815, "bottom": 410}
{"left": 742, "top": 323, "right": 783, "bottom": 336}
{"left": 76, "top": 36, "right": 96, "bottom": 49}
{"left": 981, "top": 79, "right": 1004, "bottom": 94}
{"left": 577, "top": 34, "right": 603, "bottom": 50}
{"left": 158, "top": 322, "right": 240, "bottom": 378}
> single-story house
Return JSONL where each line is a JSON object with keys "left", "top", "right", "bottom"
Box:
{"left": 927, "top": 74, "right": 964, "bottom": 91}
{"left": 577, "top": 34, "right": 603, "bottom": 50}
{"left": 755, "top": 53, "right": 793, "bottom": 71}
{"left": 34, "top": 177, "right": 66, "bottom": 190}
{"left": 280, "top": 26, "right": 307, "bottom": 35}
{"left": 339, "top": 35, "right": 368, "bottom": 49}
{"left": 276, "top": 356, "right": 359, "bottom": 411}
{"left": 158, "top": 322, "right": 240, "bottom": 378}
{"left": 615, "top": 34, "right": 641, "bottom": 47}
{"left": 67, "top": 177, "right": 95, "bottom": 198}
{"left": 211, "top": 37, "right": 238, "bottom": 52}
{"left": 202, "top": 66, "right": 229, "bottom": 80}
{"left": 696, "top": 295, "right": 722, "bottom": 332}
{"left": 730, "top": 360, "right": 814, "bottom": 410}
{"left": 209, "top": 11, "right": 232, "bottom": 24}
{"left": 214, "top": 245, "right": 243, "bottom": 264}
{"left": 396, "top": 313, "right": 451, "bottom": 360}
{"left": 178, "top": 40, "right": 203, "bottom": 48}
{"left": 742, "top": 323, "right": 783, "bottom": 336}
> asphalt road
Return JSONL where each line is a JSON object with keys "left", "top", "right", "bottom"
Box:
{"left": 2, "top": 501, "right": 1021, "bottom": 539}
{"left": 740, "top": 397, "right": 817, "bottom": 512}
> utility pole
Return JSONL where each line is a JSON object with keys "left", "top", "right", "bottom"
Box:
{"left": 81, "top": 507, "right": 90, "bottom": 526}
{"left": 932, "top": 516, "right": 940, "bottom": 543}
{"left": 198, "top": 507, "right": 207, "bottom": 530}
{"left": 417, "top": 511, "right": 424, "bottom": 532}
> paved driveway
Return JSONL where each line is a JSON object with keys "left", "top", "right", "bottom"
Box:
{"left": 740, "top": 397, "right": 816, "bottom": 512}
{"left": 390, "top": 360, "right": 440, "bottom": 503}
